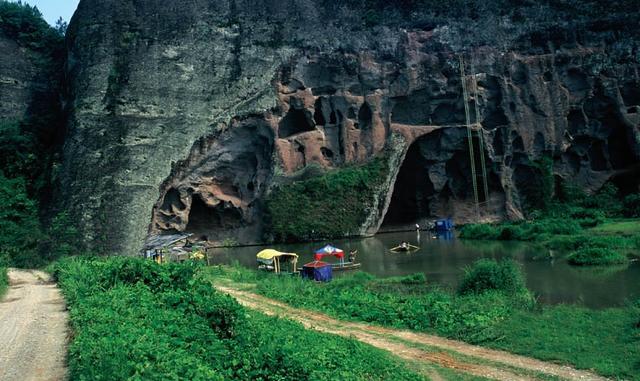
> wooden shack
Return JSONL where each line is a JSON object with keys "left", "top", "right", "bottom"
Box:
{"left": 142, "top": 233, "right": 194, "bottom": 263}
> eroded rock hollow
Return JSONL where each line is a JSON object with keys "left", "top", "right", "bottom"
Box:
{"left": 60, "top": 0, "right": 640, "bottom": 252}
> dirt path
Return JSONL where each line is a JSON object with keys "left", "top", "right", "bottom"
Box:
{"left": 216, "top": 284, "right": 608, "bottom": 381}
{"left": 0, "top": 269, "right": 68, "bottom": 381}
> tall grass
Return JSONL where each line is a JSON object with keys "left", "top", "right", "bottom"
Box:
{"left": 53, "top": 257, "right": 425, "bottom": 381}
{"left": 214, "top": 264, "right": 640, "bottom": 379}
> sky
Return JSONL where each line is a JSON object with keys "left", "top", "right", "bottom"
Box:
{"left": 13, "top": 0, "right": 80, "bottom": 25}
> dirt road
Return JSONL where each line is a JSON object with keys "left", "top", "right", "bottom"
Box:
{"left": 216, "top": 284, "right": 609, "bottom": 381}
{"left": 0, "top": 269, "right": 68, "bottom": 381}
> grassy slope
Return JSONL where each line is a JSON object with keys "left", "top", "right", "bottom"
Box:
{"left": 492, "top": 306, "right": 640, "bottom": 379}
{"left": 210, "top": 267, "right": 640, "bottom": 380}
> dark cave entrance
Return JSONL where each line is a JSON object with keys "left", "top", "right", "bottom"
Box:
{"left": 185, "top": 194, "right": 243, "bottom": 236}
{"left": 381, "top": 129, "right": 498, "bottom": 229}
{"left": 381, "top": 139, "right": 435, "bottom": 228}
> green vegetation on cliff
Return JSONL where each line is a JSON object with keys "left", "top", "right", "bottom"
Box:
{"left": 0, "top": 2, "right": 72, "bottom": 268}
{"left": 210, "top": 263, "right": 640, "bottom": 379}
{"left": 52, "top": 257, "right": 426, "bottom": 381}
{"left": 266, "top": 157, "right": 388, "bottom": 242}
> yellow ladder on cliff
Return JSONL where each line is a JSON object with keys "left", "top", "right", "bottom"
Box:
{"left": 459, "top": 55, "right": 489, "bottom": 218}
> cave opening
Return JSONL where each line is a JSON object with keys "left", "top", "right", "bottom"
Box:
{"left": 381, "top": 140, "right": 435, "bottom": 228}
{"left": 279, "top": 108, "right": 315, "bottom": 138}
{"left": 357, "top": 102, "right": 372, "bottom": 130}
{"left": 185, "top": 194, "right": 243, "bottom": 235}
{"left": 382, "top": 129, "right": 498, "bottom": 229}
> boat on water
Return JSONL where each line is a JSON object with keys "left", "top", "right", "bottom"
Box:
{"left": 390, "top": 243, "right": 420, "bottom": 252}
{"left": 256, "top": 249, "right": 299, "bottom": 274}
{"left": 297, "top": 244, "right": 362, "bottom": 274}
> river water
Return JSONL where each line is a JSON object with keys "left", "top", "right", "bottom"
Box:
{"left": 207, "top": 231, "right": 640, "bottom": 308}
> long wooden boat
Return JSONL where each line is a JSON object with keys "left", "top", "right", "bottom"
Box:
{"left": 297, "top": 262, "right": 361, "bottom": 272}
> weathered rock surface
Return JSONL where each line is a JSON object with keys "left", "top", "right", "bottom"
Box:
{"left": 0, "top": 32, "right": 39, "bottom": 122}
{"left": 61, "top": 0, "right": 640, "bottom": 253}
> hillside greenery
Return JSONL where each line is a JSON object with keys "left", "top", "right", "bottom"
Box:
{"left": 51, "top": 257, "right": 427, "bottom": 381}
{"left": 0, "top": 2, "right": 71, "bottom": 268}
{"left": 265, "top": 157, "right": 388, "bottom": 242}
{"left": 210, "top": 262, "right": 640, "bottom": 380}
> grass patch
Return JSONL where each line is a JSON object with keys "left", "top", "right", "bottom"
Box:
{"left": 266, "top": 157, "right": 388, "bottom": 242}
{"left": 590, "top": 220, "right": 640, "bottom": 235}
{"left": 567, "top": 248, "right": 629, "bottom": 266}
{"left": 210, "top": 264, "right": 639, "bottom": 379}
{"left": 53, "top": 257, "right": 425, "bottom": 381}
{"left": 211, "top": 262, "right": 534, "bottom": 345}
{"left": 490, "top": 306, "right": 640, "bottom": 380}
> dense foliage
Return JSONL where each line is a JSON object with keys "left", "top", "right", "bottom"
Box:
{"left": 0, "top": 1, "right": 68, "bottom": 268}
{"left": 0, "top": 173, "right": 42, "bottom": 267}
{"left": 52, "top": 257, "right": 425, "bottom": 381}
{"left": 266, "top": 158, "right": 388, "bottom": 242}
{"left": 215, "top": 265, "right": 640, "bottom": 379}
{"left": 215, "top": 262, "right": 534, "bottom": 344}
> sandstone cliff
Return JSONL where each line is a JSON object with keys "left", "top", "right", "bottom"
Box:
{"left": 61, "top": 0, "right": 640, "bottom": 253}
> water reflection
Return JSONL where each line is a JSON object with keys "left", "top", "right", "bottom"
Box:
{"left": 208, "top": 231, "right": 640, "bottom": 308}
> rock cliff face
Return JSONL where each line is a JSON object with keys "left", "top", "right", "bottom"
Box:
{"left": 0, "top": 32, "right": 40, "bottom": 122}
{"left": 61, "top": 0, "right": 640, "bottom": 253}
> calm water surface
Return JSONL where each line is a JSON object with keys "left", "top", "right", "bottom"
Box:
{"left": 208, "top": 231, "right": 640, "bottom": 308}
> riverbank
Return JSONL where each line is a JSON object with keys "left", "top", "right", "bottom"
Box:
{"left": 205, "top": 264, "right": 640, "bottom": 380}
{"left": 460, "top": 218, "right": 640, "bottom": 265}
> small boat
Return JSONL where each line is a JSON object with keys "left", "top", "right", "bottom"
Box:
{"left": 390, "top": 243, "right": 420, "bottom": 252}
{"left": 256, "top": 249, "right": 299, "bottom": 274}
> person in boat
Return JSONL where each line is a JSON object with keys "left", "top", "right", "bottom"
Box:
{"left": 348, "top": 249, "right": 358, "bottom": 263}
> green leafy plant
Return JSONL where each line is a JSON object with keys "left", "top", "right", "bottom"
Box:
{"left": 458, "top": 259, "right": 529, "bottom": 297}
{"left": 567, "top": 248, "right": 629, "bottom": 266}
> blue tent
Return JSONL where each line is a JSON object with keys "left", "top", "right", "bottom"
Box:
{"left": 435, "top": 218, "right": 454, "bottom": 232}
{"left": 301, "top": 261, "right": 333, "bottom": 282}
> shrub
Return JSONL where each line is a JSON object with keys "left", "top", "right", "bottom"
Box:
{"left": 459, "top": 224, "right": 501, "bottom": 240}
{"left": 458, "top": 259, "right": 528, "bottom": 296}
{"left": 622, "top": 194, "right": 640, "bottom": 218}
{"left": 567, "top": 248, "right": 629, "bottom": 266}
